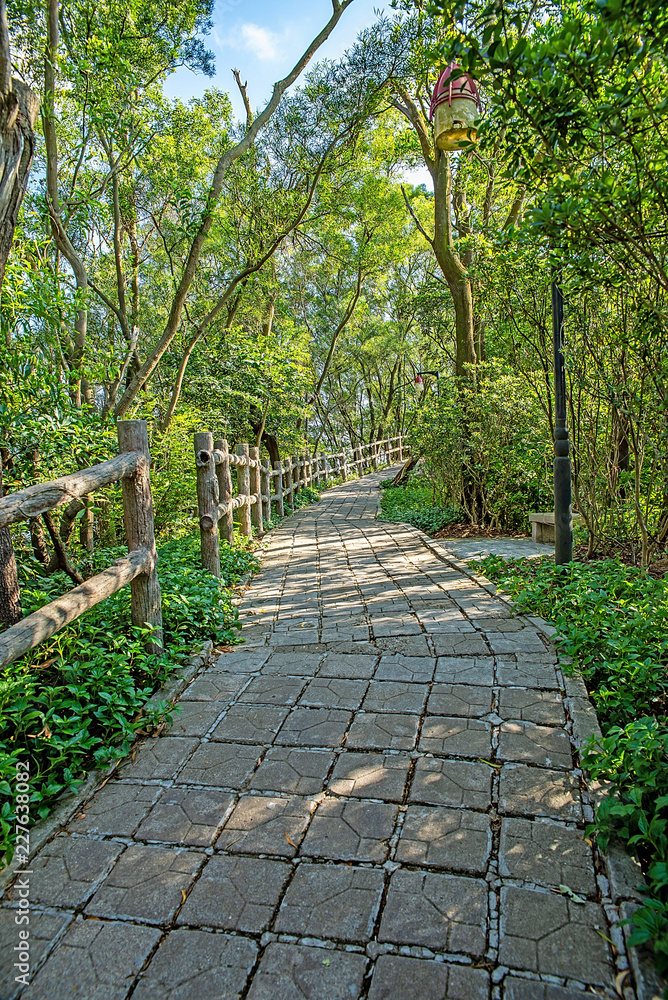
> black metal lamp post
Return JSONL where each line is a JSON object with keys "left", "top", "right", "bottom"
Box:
{"left": 551, "top": 269, "right": 573, "bottom": 564}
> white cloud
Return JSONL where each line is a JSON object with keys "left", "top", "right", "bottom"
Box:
{"left": 239, "top": 23, "right": 283, "bottom": 62}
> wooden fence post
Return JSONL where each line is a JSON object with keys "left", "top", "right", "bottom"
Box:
{"left": 372, "top": 440, "right": 378, "bottom": 471}
{"left": 194, "top": 431, "right": 221, "bottom": 577}
{"left": 285, "top": 456, "right": 294, "bottom": 510}
{"left": 261, "top": 458, "right": 271, "bottom": 524}
{"left": 237, "top": 443, "right": 252, "bottom": 538}
{"left": 214, "top": 437, "right": 234, "bottom": 545}
{"left": 249, "top": 446, "right": 263, "bottom": 534}
{"left": 342, "top": 450, "right": 348, "bottom": 480}
{"left": 398, "top": 434, "right": 404, "bottom": 461}
{"left": 273, "top": 460, "right": 284, "bottom": 517}
{"left": 117, "top": 420, "right": 163, "bottom": 653}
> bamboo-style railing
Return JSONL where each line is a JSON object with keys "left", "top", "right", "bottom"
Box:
{"left": 0, "top": 420, "right": 162, "bottom": 668}
{"left": 194, "top": 433, "right": 405, "bottom": 577}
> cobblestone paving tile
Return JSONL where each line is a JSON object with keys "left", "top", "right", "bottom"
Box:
{"left": 375, "top": 654, "right": 435, "bottom": 683}
{"left": 261, "top": 652, "right": 323, "bottom": 675}
{"left": 274, "top": 863, "right": 384, "bottom": 942}
{"left": 67, "top": 782, "right": 161, "bottom": 836}
{"left": 0, "top": 908, "right": 72, "bottom": 1000}
{"left": 498, "top": 722, "right": 573, "bottom": 769}
{"left": 236, "top": 676, "right": 306, "bottom": 707}
{"left": 498, "top": 886, "right": 614, "bottom": 986}
{"left": 20, "top": 918, "right": 161, "bottom": 1000}
{"left": 496, "top": 659, "right": 560, "bottom": 689}
{"left": 301, "top": 796, "right": 398, "bottom": 861}
{"left": 176, "top": 741, "right": 262, "bottom": 788}
{"left": 298, "top": 677, "right": 368, "bottom": 709}
{"left": 426, "top": 683, "right": 492, "bottom": 719}
{"left": 317, "top": 652, "right": 378, "bottom": 678}
{"left": 362, "top": 680, "right": 429, "bottom": 714}
{"left": 409, "top": 757, "right": 492, "bottom": 810}
{"left": 379, "top": 869, "right": 488, "bottom": 954}
{"left": 119, "top": 736, "right": 199, "bottom": 779}
{"left": 132, "top": 928, "right": 257, "bottom": 1000}
{"left": 4, "top": 835, "right": 122, "bottom": 909}
{"left": 165, "top": 701, "right": 225, "bottom": 737}
{"left": 374, "top": 636, "right": 432, "bottom": 656}
{"left": 371, "top": 615, "right": 423, "bottom": 637}
{"left": 396, "top": 804, "right": 491, "bottom": 872}
{"left": 177, "top": 855, "right": 291, "bottom": 932}
{"left": 85, "top": 844, "right": 203, "bottom": 922}
{"left": 498, "top": 818, "right": 597, "bottom": 893}
{"left": 275, "top": 707, "right": 352, "bottom": 747}
{"left": 217, "top": 794, "right": 313, "bottom": 856}
{"left": 497, "top": 688, "right": 566, "bottom": 727}
{"left": 431, "top": 635, "right": 490, "bottom": 657}
{"left": 502, "top": 976, "right": 598, "bottom": 999}
{"left": 498, "top": 764, "right": 583, "bottom": 821}
{"left": 246, "top": 942, "right": 367, "bottom": 1000}
{"left": 215, "top": 647, "right": 271, "bottom": 672}
{"left": 434, "top": 656, "right": 495, "bottom": 685}
{"left": 211, "top": 704, "right": 290, "bottom": 744}
{"left": 328, "top": 751, "right": 411, "bottom": 802}
{"left": 367, "top": 955, "right": 490, "bottom": 1000}
{"left": 181, "top": 671, "right": 251, "bottom": 702}
{"left": 419, "top": 716, "right": 492, "bottom": 757}
{"left": 134, "top": 787, "right": 234, "bottom": 846}
{"left": 249, "top": 748, "right": 334, "bottom": 794}
{"left": 346, "top": 711, "right": 419, "bottom": 750}
{"left": 488, "top": 631, "right": 547, "bottom": 655}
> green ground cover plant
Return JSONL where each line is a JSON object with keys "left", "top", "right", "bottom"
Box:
{"left": 477, "top": 554, "right": 668, "bottom": 979}
{"left": 378, "top": 478, "right": 462, "bottom": 534}
{"left": 0, "top": 534, "right": 258, "bottom": 868}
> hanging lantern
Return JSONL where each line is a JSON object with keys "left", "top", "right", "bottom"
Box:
{"left": 429, "top": 62, "right": 481, "bottom": 151}
{"left": 414, "top": 374, "right": 424, "bottom": 389}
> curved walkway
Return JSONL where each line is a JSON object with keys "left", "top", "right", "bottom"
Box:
{"left": 3, "top": 473, "right": 622, "bottom": 999}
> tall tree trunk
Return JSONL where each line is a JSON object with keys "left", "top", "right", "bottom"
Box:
{"left": 433, "top": 150, "right": 476, "bottom": 375}
{"left": 0, "top": 2, "right": 38, "bottom": 626}
{"left": 112, "top": 0, "right": 356, "bottom": 419}
{"left": 0, "top": 455, "right": 20, "bottom": 625}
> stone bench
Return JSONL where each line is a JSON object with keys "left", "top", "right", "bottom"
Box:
{"left": 529, "top": 512, "right": 583, "bottom": 544}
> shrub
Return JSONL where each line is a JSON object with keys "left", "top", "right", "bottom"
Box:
{"left": 378, "top": 480, "right": 462, "bottom": 534}
{"left": 0, "top": 534, "right": 258, "bottom": 867}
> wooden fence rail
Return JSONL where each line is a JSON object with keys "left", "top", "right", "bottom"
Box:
{"left": 0, "top": 420, "right": 162, "bottom": 668}
{"left": 195, "top": 433, "right": 405, "bottom": 576}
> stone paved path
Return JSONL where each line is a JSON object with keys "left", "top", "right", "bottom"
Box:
{"left": 2, "top": 473, "right": 623, "bottom": 999}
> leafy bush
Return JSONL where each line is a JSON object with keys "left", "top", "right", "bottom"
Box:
{"left": 477, "top": 554, "right": 668, "bottom": 979}
{"left": 378, "top": 480, "right": 462, "bottom": 534}
{"left": 411, "top": 362, "right": 553, "bottom": 529}
{"left": 0, "top": 534, "right": 258, "bottom": 867}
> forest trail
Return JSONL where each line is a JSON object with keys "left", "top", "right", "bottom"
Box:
{"left": 3, "top": 472, "right": 622, "bottom": 999}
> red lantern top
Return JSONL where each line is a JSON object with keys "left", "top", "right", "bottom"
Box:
{"left": 429, "top": 62, "right": 481, "bottom": 121}
{"left": 414, "top": 375, "right": 424, "bottom": 386}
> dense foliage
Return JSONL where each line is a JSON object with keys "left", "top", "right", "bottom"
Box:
{"left": 478, "top": 555, "right": 668, "bottom": 975}
{"left": 378, "top": 478, "right": 462, "bottom": 534}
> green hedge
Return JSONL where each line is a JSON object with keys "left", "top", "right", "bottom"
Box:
{"left": 477, "top": 555, "right": 668, "bottom": 981}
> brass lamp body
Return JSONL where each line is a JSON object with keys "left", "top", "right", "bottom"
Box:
{"left": 434, "top": 97, "right": 478, "bottom": 150}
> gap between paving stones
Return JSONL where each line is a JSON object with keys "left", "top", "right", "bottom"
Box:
{"left": 0, "top": 471, "right": 643, "bottom": 1000}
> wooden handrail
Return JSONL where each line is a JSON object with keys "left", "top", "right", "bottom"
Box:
{"left": 0, "top": 420, "right": 163, "bottom": 668}
{"left": 194, "top": 431, "right": 406, "bottom": 576}
{"left": 0, "top": 452, "right": 143, "bottom": 530}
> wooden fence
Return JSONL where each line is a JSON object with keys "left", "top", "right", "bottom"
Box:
{"left": 0, "top": 420, "right": 162, "bottom": 668}
{"left": 0, "top": 425, "right": 404, "bottom": 667}
{"left": 195, "top": 433, "right": 405, "bottom": 576}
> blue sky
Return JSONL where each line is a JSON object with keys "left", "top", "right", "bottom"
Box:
{"left": 165, "top": 0, "right": 391, "bottom": 118}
